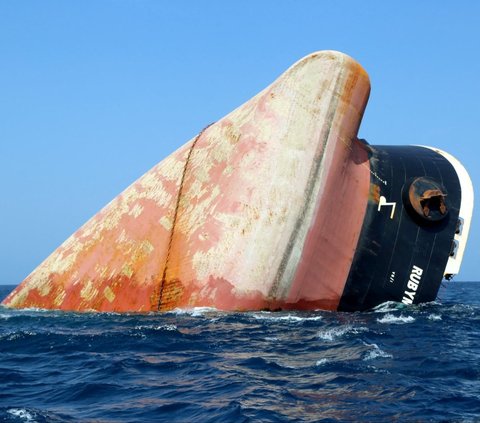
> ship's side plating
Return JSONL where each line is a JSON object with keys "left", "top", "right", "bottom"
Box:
{"left": 1, "top": 50, "right": 473, "bottom": 313}
{"left": 1, "top": 51, "right": 372, "bottom": 312}
{"left": 339, "top": 143, "right": 472, "bottom": 311}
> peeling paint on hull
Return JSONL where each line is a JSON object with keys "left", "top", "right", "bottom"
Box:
{"left": 7, "top": 50, "right": 467, "bottom": 312}
{"left": 4, "top": 51, "right": 372, "bottom": 312}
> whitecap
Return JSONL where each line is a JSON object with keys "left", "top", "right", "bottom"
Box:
{"left": 372, "top": 301, "right": 405, "bottom": 313}
{"left": 318, "top": 325, "right": 367, "bottom": 341}
{"left": 252, "top": 313, "right": 322, "bottom": 322}
{"left": 159, "top": 324, "right": 177, "bottom": 331}
{"left": 134, "top": 324, "right": 177, "bottom": 331}
{"left": 6, "top": 331, "right": 37, "bottom": 341}
{"left": 427, "top": 314, "right": 442, "bottom": 321}
{"left": 363, "top": 343, "right": 393, "bottom": 361}
{"left": 376, "top": 313, "right": 415, "bottom": 324}
{"left": 170, "top": 307, "right": 218, "bottom": 316}
{"left": 17, "top": 307, "right": 51, "bottom": 313}
{"left": 7, "top": 408, "right": 36, "bottom": 422}
{"left": 315, "top": 358, "right": 329, "bottom": 366}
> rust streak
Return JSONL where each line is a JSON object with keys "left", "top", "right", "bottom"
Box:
{"left": 157, "top": 123, "right": 214, "bottom": 311}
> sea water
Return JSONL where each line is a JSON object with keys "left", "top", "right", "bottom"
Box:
{"left": 0, "top": 282, "right": 479, "bottom": 422}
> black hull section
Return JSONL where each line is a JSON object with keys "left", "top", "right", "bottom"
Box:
{"left": 339, "top": 144, "right": 461, "bottom": 311}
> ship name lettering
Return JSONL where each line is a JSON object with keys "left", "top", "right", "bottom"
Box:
{"left": 402, "top": 265, "right": 423, "bottom": 305}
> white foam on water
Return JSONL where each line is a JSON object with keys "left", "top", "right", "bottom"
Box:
{"left": 134, "top": 324, "right": 178, "bottom": 331}
{"left": 0, "top": 313, "right": 11, "bottom": 320}
{"left": 17, "top": 307, "right": 51, "bottom": 313}
{"left": 427, "top": 313, "right": 442, "bottom": 321}
{"left": 7, "top": 408, "right": 36, "bottom": 422}
{"left": 363, "top": 343, "right": 393, "bottom": 361}
{"left": 170, "top": 307, "right": 219, "bottom": 316}
{"left": 420, "top": 300, "right": 442, "bottom": 307}
{"left": 6, "top": 333, "right": 23, "bottom": 341}
{"left": 377, "top": 313, "right": 415, "bottom": 324}
{"left": 318, "top": 325, "right": 368, "bottom": 341}
{"left": 5, "top": 331, "right": 37, "bottom": 341}
{"left": 315, "top": 358, "right": 329, "bottom": 366}
{"left": 252, "top": 313, "right": 322, "bottom": 322}
{"left": 372, "top": 301, "right": 404, "bottom": 313}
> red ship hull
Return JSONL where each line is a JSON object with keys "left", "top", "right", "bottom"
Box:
{"left": 2, "top": 51, "right": 472, "bottom": 312}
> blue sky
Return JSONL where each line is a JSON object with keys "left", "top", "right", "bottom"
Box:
{"left": 1, "top": 1, "right": 479, "bottom": 284}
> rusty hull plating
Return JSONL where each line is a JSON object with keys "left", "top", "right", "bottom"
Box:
{"left": 3, "top": 51, "right": 373, "bottom": 312}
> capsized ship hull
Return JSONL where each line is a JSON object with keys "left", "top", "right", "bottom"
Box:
{"left": 2, "top": 51, "right": 473, "bottom": 312}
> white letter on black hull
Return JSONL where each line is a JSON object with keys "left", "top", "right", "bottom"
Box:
{"left": 401, "top": 265, "right": 424, "bottom": 305}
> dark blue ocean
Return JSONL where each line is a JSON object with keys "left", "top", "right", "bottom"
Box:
{"left": 1, "top": 282, "right": 479, "bottom": 422}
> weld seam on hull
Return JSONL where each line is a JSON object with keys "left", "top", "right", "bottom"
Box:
{"left": 157, "top": 123, "right": 214, "bottom": 311}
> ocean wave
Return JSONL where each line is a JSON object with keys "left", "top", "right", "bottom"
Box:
{"left": 7, "top": 408, "right": 37, "bottom": 422}
{"left": 371, "top": 301, "right": 405, "bottom": 313}
{"left": 0, "top": 308, "right": 71, "bottom": 320}
{"left": 252, "top": 313, "right": 322, "bottom": 322}
{"left": 134, "top": 324, "right": 178, "bottom": 331}
{"left": 427, "top": 313, "right": 442, "bottom": 321}
{"left": 318, "top": 325, "right": 368, "bottom": 341}
{"left": 1, "top": 283, "right": 479, "bottom": 422}
{"left": 1, "top": 330, "right": 38, "bottom": 341}
{"left": 11, "top": 307, "right": 53, "bottom": 313}
{"left": 363, "top": 343, "right": 393, "bottom": 361}
{"left": 377, "top": 313, "right": 415, "bottom": 324}
{"left": 169, "top": 307, "right": 219, "bottom": 316}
